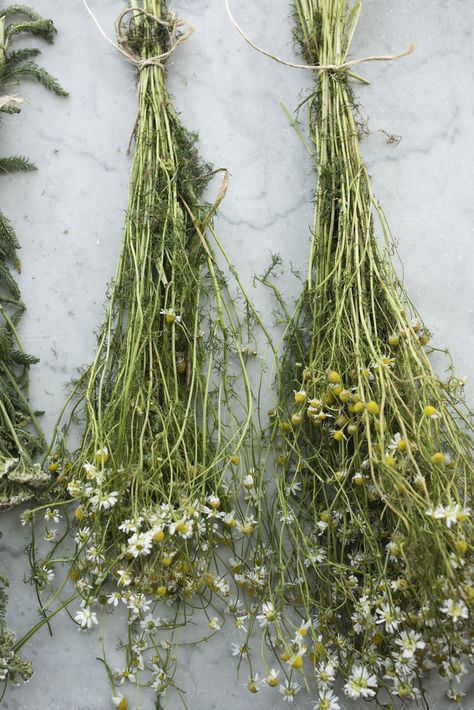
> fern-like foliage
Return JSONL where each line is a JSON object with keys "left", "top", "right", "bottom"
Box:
{"left": 0, "top": 2, "right": 66, "bottom": 694}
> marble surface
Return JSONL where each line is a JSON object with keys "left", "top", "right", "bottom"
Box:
{"left": 1, "top": 0, "right": 474, "bottom": 708}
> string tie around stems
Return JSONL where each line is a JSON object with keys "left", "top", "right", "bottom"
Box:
{"left": 225, "top": 0, "right": 415, "bottom": 75}
{"left": 82, "top": 0, "right": 194, "bottom": 71}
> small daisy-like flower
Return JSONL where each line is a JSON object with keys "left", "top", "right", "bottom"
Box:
{"left": 237, "top": 516, "right": 257, "bottom": 535}
{"left": 264, "top": 668, "right": 280, "bottom": 687}
{"left": 233, "top": 616, "right": 247, "bottom": 633}
{"left": 160, "top": 307, "right": 181, "bottom": 324}
{"left": 117, "top": 668, "right": 136, "bottom": 685}
{"left": 313, "top": 689, "right": 341, "bottom": 710}
{"left": 394, "top": 630, "right": 425, "bottom": 658}
{"left": 75, "top": 605, "right": 98, "bottom": 631}
{"left": 316, "top": 661, "right": 336, "bottom": 688}
{"left": 112, "top": 695, "right": 128, "bottom": 709}
{"left": 375, "top": 603, "right": 402, "bottom": 633}
{"left": 286, "top": 480, "right": 301, "bottom": 496}
{"left": 127, "top": 532, "right": 152, "bottom": 558}
{"left": 107, "top": 592, "right": 122, "bottom": 607}
{"left": 344, "top": 665, "right": 377, "bottom": 700}
{"left": 208, "top": 617, "right": 220, "bottom": 630}
{"left": 279, "top": 679, "right": 301, "bottom": 703}
{"left": 442, "top": 657, "right": 467, "bottom": 682}
{"left": 169, "top": 516, "right": 193, "bottom": 539}
{"left": 44, "top": 508, "right": 61, "bottom": 523}
{"left": 91, "top": 490, "right": 118, "bottom": 510}
{"left": 118, "top": 518, "right": 143, "bottom": 534}
{"left": 20, "top": 509, "right": 35, "bottom": 526}
{"left": 44, "top": 528, "right": 57, "bottom": 542}
{"left": 116, "top": 569, "right": 133, "bottom": 587}
{"left": 440, "top": 598, "right": 469, "bottom": 623}
{"left": 296, "top": 619, "right": 311, "bottom": 638}
{"left": 140, "top": 614, "right": 160, "bottom": 631}
{"left": 83, "top": 462, "right": 102, "bottom": 482}
{"left": 232, "top": 642, "right": 248, "bottom": 657}
{"left": 256, "top": 601, "right": 280, "bottom": 627}
{"left": 247, "top": 674, "right": 260, "bottom": 693}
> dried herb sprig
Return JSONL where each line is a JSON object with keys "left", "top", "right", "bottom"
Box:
{"left": 0, "top": 5, "right": 67, "bottom": 509}
{"left": 0, "top": 3, "right": 66, "bottom": 699}
{"left": 25, "top": 1, "right": 262, "bottom": 704}
{"left": 252, "top": 1, "right": 474, "bottom": 706}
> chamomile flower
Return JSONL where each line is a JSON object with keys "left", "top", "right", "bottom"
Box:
{"left": 315, "top": 661, "right": 336, "bottom": 688}
{"left": 160, "top": 307, "right": 181, "bottom": 324}
{"left": 344, "top": 665, "right": 377, "bottom": 699}
{"left": 314, "top": 689, "right": 341, "bottom": 710}
{"left": 107, "top": 592, "right": 122, "bottom": 607}
{"left": 112, "top": 695, "right": 128, "bottom": 709}
{"left": 117, "top": 668, "right": 136, "bottom": 685}
{"left": 440, "top": 598, "right": 469, "bottom": 622}
{"left": 394, "top": 630, "right": 425, "bottom": 658}
{"left": 44, "top": 508, "right": 61, "bottom": 523}
{"left": 264, "top": 668, "right": 280, "bottom": 687}
{"left": 375, "top": 603, "right": 402, "bottom": 632}
{"left": 127, "top": 532, "right": 152, "bottom": 558}
{"left": 75, "top": 605, "right": 98, "bottom": 631}
{"left": 256, "top": 601, "right": 280, "bottom": 627}
{"left": 208, "top": 617, "right": 220, "bottom": 630}
{"left": 116, "top": 569, "right": 133, "bottom": 587}
{"left": 91, "top": 490, "right": 118, "bottom": 510}
{"left": 140, "top": 614, "right": 161, "bottom": 631}
{"left": 279, "top": 679, "right": 301, "bottom": 703}
{"left": 231, "top": 642, "right": 248, "bottom": 657}
{"left": 83, "top": 462, "right": 102, "bottom": 483}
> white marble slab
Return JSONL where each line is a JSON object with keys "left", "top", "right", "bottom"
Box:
{"left": 1, "top": 0, "right": 474, "bottom": 708}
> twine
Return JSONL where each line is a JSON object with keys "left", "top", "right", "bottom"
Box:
{"left": 82, "top": 0, "right": 194, "bottom": 71}
{"left": 225, "top": 0, "right": 415, "bottom": 74}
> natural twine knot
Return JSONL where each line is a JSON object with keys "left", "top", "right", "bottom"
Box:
{"left": 82, "top": 1, "right": 194, "bottom": 72}
{"left": 115, "top": 7, "right": 194, "bottom": 71}
{"left": 225, "top": 0, "right": 415, "bottom": 75}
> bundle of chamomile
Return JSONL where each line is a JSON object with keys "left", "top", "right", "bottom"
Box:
{"left": 249, "top": 0, "right": 474, "bottom": 707}
{"left": 23, "top": 2, "right": 264, "bottom": 706}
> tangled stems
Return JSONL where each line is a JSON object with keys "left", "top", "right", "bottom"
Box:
{"left": 254, "top": 0, "right": 474, "bottom": 706}
{"left": 23, "top": 1, "right": 269, "bottom": 705}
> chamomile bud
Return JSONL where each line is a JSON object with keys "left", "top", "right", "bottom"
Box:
{"left": 327, "top": 369, "right": 341, "bottom": 384}
{"left": 156, "top": 586, "right": 167, "bottom": 597}
{"left": 352, "top": 472, "right": 366, "bottom": 486}
{"left": 231, "top": 454, "right": 241, "bottom": 465}
{"left": 431, "top": 452, "right": 445, "bottom": 465}
{"left": 367, "top": 401, "right": 379, "bottom": 415}
{"left": 332, "top": 430, "right": 345, "bottom": 442}
{"left": 418, "top": 333, "right": 430, "bottom": 346}
{"left": 339, "top": 389, "right": 351, "bottom": 402}
{"left": 176, "top": 357, "right": 187, "bottom": 374}
{"left": 456, "top": 539, "right": 468, "bottom": 555}
{"left": 95, "top": 446, "right": 109, "bottom": 465}
{"left": 353, "top": 401, "right": 365, "bottom": 414}
{"left": 347, "top": 423, "right": 358, "bottom": 436}
{"left": 49, "top": 462, "right": 58, "bottom": 473}
{"left": 243, "top": 474, "right": 254, "bottom": 489}
{"left": 423, "top": 405, "right": 439, "bottom": 419}
{"left": 396, "top": 437, "right": 408, "bottom": 451}
{"left": 293, "top": 390, "right": 307, "bottom": 403}
{"left": 291, "top": 413, "right": 303, "bottom": 426}
{"left": 279, "top": 421, "right": 292, "bottom": 433}
{"left": 385, "top": 455, "right": 396, "bottom": 467}
{"left": 388, "top": 334, "right": 400, "bottom": 347}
